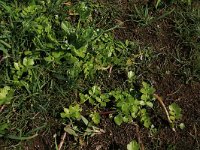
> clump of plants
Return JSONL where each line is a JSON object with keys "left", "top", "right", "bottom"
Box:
{"left": 0, "top": 0, "right": 185, "bottom": 149}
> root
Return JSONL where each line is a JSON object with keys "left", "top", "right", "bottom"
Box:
{"left": 58, "top": 132, "right": 67, "bottom": 150}
{"left": 134, "top": 123, "right": 145, "bottom": 150}
{"left": 154, "top": 94, "right": 175, "bottom": 132}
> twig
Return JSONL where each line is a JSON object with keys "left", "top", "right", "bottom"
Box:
{"left": 108, "top": 65, "right": 113, "bottom": 78}
{"left": 133, "top": 123, "right": 144, "bottom": 150}
{"left": 0, "top": 105, "right": 5, "bottom": 113}
{"left": 58, "top": 132, "right": 67, "bottom": 150}
{"left": 99, "top": 110, "right": 116, "bottom": 115}
{"left": 154, "top": 94, "right": 175, "bottom": 131}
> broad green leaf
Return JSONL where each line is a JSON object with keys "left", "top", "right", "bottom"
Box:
{"left": 127, "top": 140, "right": 140, "bottom": 150}
{"left": 114, "top": 114, "right": 123, "bottom": 126}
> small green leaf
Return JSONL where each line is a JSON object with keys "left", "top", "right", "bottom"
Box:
{"left": 60, "top": 108, "right": 70, "bottom": 118}
{"left": 121, "top": 103, "right": 129, "bottom": 114}
{"left": 169, "top": 103, "right": 182, "bottom": 121}
{"left": 44, "top": 56, "right": 54, "bottom": 62}
{"left": 64, "top": 126, "right": 78, "bottom": 137}
{"left": 139, "top": 100, "right": 145, "bottom": 106}
{"left": 81, "top": 116, "right": 89, "bottom": 125}
{"left": 61, "top": 21, "right": 72, "bottom": 33}
{"left": 128, "top": 71, "right": 135, "bottom": 81}
{"left": 23, "top": 57, "right": 34, "bottom": 67}
{"left": 90, "top": 112, "right": 100, "bottom": 124}
{"left": 0, "top": 86, "right": 13, "bottom": 105}
{"left": 127, "top": 140, "right": 140, "bottom": 150}
{"left": 146, "top": 102, "right": 153, "bottom": 108}
{"left": 14, "top": 63, "right": 20, "bottom": 70}
{"left": 79, "top": 93, "right": 87, "bottom": 104}
{"left": 114, "top": 114, "right": 123, "bottom": 126}
{"left": 123, "top": 116, "right": 131, "bottom": 123}
{"left": 179, "top": 123, "right": 185, "bottom": 130}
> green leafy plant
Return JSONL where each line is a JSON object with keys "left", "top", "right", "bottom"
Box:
{"left": 130, "top": 5, "right": 154, "bottom": 26}
{"left": 61, "top": 105, "right": 104, "bottom": 138}
{"left": 61, "top": 104, "right": 82, "bottom": 121}
{"left": 62, "top": 82, "right": 156, "bottom": 128}
{"left": 112, "top": 82, "right": 155, "bottom": 128}
{"left": 169, "top": 103, "right": 184, "bottom": 129}
{"left": 169, "top": 103, "right": 182, "bottom": 121}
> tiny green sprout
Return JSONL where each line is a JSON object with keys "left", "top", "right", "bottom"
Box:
{"left": 128, "top": 71, "right": 136, "bottom": 83}
{"left": 127, "top": 140, "right": 140, "bottom": 150}
{"left": 179, "top": 123, "right": 185, "bottom": 130}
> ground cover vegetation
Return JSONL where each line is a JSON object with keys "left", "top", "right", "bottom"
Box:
{"left": 0, "top": 0, "right": 199, "bottom": 149}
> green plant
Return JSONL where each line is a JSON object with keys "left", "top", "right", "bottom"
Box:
{"left": 169, "top": 103, "right": 184, "bottom": 129}
{"left": 127, "top": 140, "right": 140, "bottom": 150}
{"left": 130, "top": 5, "right": 154, "bottom": 26}
{"left": 169, "top": 103, "right": 182, "bottom": 121}
{"left": 61, "top": 104, "right": 82, "bottom": 121}
{"left": 112, "top": 81, "right": 155, "bottom": 128}
{"left": 62, "top": 82, "right": 156, "bottom": 129}
{"left": 0, "top": 86, "right": 13, "bottom": 105}
{"left": 61, "top": 104, "right": 104, "bottom": 138}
